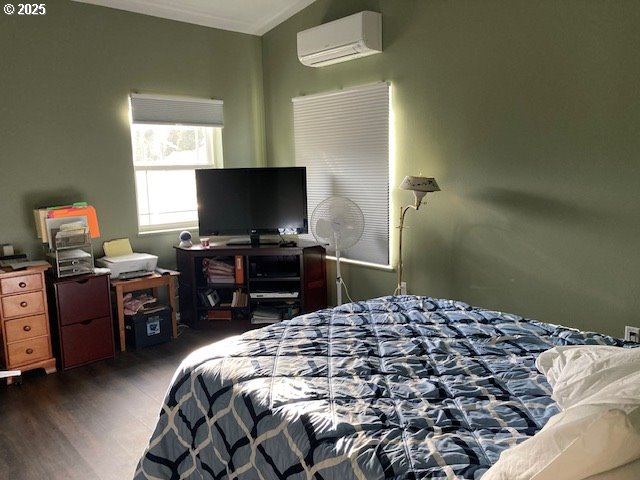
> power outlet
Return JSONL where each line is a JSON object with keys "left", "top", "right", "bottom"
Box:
{"left": 400, "top": 282, "right": 407, "bottom": 295}
{"left": 624, "top": 326, "right": 639, "bottom": 342}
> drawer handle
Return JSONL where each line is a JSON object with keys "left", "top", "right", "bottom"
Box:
{"left": 18, "top": 281, "right": 27, "bottom": 288}
{"left": 26, "top": 348, "right": 34, "bottom": 355}
{"left": 20, "top": 301, "right": 28, "bottom": 308}
{"left": 23, "top": 325, "right": 32, "bottom": 332}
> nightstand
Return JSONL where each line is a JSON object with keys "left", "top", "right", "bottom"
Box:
{"left": 0, "top": 265, "right": 56, "bottom": 383}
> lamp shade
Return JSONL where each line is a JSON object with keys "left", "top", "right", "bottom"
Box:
{"left": 400, "top": 176, "right": 440, "bottom": 208}
{"left": 400, "top": 176, "right": 440, "bottom": 193}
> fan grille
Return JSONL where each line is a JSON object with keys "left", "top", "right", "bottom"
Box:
{"left": 311, "top": 196, "right": 364, "bottom": 250}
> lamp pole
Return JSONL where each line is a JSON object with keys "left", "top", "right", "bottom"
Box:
{"left": 395, "top": 202, "right": 422, "bottom": 296}
{"left": 394, "top": 175, "right": 440, "bottom": 296}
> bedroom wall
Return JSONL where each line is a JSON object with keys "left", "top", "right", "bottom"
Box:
{"left": 0, "top": 0, "right": 265, "bottom": 266}
{"left": 261, "top": 0, "right": 640, "bottom": 337}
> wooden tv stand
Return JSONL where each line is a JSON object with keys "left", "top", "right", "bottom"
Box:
{"left": 175, "top": 243, "right": 327, "bottom": 330}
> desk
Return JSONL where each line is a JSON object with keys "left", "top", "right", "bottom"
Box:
{"left": 110, "top": 272, "right": 179, "bottom": 352}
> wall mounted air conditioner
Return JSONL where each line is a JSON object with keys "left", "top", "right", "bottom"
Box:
{"left": 297, "top": 11, "right": 382, "bottom": 67}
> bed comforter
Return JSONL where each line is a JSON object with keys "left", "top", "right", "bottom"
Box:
{"left": 135, "top": 296, "right": 632, "bottom": 479}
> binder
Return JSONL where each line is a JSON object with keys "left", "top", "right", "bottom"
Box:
{"left": 235, "top": 255, "right": 244, "bottom": 284}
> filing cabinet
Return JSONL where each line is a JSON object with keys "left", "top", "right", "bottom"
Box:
{"left": 47, "top": 272, "right": 115, "bottom": 370}
{"left": 0, "top": 265, "right": 57, "bottom": 382}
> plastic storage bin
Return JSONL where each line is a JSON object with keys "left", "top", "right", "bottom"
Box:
{"left": 124, "top": 305, "right": 171, "bottom": 349}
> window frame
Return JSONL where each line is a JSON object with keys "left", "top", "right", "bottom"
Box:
{"left": 128, "top": 94, "right": 224, "bottom": 234}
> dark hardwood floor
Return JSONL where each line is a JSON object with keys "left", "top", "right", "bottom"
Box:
{"left": 0, "top": 324, "right": 246, "bottom": 480}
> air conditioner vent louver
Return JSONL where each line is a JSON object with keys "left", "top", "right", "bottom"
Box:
{"left": 297, "top": 11, "right": 382, "bottom": 67}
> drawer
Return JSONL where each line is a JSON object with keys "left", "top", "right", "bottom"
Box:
{"left": 56, "top": 275, "right": 111, "bottom": 326}
{"left": 4, "top": 314, "right": 48, "bottom": 342}
{"left": 59, "top": 315, "right": 114, "bottom": 369}
{"left": 0, "top": 272, "right": 43, "bottom": 295}
{"left": 6, "top": 335, "right": 50, "bottom": 367}
{"left": 1, "top": 291, "right": 46, "bottom": 319}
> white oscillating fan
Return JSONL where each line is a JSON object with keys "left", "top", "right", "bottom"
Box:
{"left": 310, "top": 196, "right": 364, "bottom": 305}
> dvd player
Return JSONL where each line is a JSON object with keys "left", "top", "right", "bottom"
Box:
{"left": 249, "top": 291, "right": 299, "bottom": 299}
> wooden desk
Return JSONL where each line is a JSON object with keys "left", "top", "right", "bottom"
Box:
{"left": 110, "top": 272, "right": 179, "bottom": 352}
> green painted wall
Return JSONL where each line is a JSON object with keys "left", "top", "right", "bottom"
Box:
{"left": 2, "top": 0, "right": 639, "bottom": 338}
{"left": 0, "top": 0, "right": 265, "bottom": 267}
{"left": 262, "top": 0, "right": 640, "bottom": 337}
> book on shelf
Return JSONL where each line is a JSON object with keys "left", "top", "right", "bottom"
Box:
{"left": 198, "top": 288, "right": 220, "bottom": 307}
{"left": 207, "top": 276, "right": 235, "bottom": 284}
{"left": 231, "top": 289, "right": 248, "bottom": 308}
{"left": 207, "top": 309, "right": 232, "bottom": 321}
{"left": 207, "top": 289, "right": 220, "bottom": 306}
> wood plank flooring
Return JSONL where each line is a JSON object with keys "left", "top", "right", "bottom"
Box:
{"left": 0, "top": 325, "right": 245, "bottom": 480}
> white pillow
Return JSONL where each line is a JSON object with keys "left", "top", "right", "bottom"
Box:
{"left": 483, "top": 345, "right": 640, "bottom": 480}
{"left": 584, "top": 457, "right": 640, "bottom": 480}
{"left": 536, "top": 346, "right": 640, "bottom": 409}
{"left": 482, "top": 405, "right": 640, "bottom": 480}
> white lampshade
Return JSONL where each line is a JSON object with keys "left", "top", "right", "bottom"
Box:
{"left": 400, "top": 176, "right": 440, "bottom": 207}
{"left": 400, "top": 176, "right": 440, "bottom": 193}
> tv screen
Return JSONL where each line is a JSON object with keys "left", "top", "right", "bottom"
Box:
{"left": 196, "top": 167, "right": 308, "bottom": 244}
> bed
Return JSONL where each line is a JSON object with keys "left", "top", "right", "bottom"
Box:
{"left": 134, "top": 295, "right": 639, "bottom": 479}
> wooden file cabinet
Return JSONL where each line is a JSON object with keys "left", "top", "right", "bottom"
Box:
{"left": 0, "top": 265, "right": 56, "bottom": 382}
{"left": 47, "top": 272, "right": 115, "bottom": 370}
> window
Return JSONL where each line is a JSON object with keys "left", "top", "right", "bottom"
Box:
{"left": 293, "top": 82, "right": 390, "bottom": 266}
{"left": 129, "top": 94, "right": 224, "bottom": 233}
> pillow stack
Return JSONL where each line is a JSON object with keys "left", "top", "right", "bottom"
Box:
{"left": 483, "top": 345, "right": 640, "bottom": 480}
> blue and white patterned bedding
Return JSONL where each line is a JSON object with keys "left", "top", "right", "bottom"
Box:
{"left": 135, "top": 296, "right": 633, "bottom": 479}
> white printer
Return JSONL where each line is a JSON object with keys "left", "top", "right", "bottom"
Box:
{"left": 96, "top": 238, "right": 158, "bottom": 279}
{"left": 96, "top": 253, "right": 158, "bottom": 279}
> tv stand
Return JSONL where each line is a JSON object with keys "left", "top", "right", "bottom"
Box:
{"left": 175, "top": 243, "right": 327, "bottom": 330}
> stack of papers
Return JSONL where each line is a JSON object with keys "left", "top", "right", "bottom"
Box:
{"left": 0, "top": 260, "right": 50, "bottom": 270}
{"left": 203, "top": 259, "right": 235, "bottom": 284}
{"left": 251, "top": 306, "right": 282, "bottom": 324}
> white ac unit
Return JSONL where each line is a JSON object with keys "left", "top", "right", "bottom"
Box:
{"left": 297, "top": 11, "right": 382, "bottom": 67}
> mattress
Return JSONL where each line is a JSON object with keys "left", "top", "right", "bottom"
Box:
{"left": 134, "top": 296, "right": 633, "bottom": 479}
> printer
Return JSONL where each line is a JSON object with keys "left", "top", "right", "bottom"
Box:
{"left": 96, "top": 253, "right": 158, "bottom": 279}
{"left": 96, "top": 238, "right": 158, "bottom": 279}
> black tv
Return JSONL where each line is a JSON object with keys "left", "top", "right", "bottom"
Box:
{"left": 196, "top": 167, "right": 308, "bottom": 246}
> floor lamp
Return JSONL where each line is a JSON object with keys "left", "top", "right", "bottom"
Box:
{"left": 395, "top": 175, "right": 440, "bottom": 295}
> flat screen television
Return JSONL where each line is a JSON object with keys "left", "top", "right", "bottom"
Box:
{"left": 196, "top": 167, "right": 308, "bottom": 246}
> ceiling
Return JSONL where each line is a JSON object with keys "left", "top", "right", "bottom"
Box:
{"left": 72, "top": 0, "right": 317, "bottom": 35}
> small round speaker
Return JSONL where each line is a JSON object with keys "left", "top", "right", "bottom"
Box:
{"left": 178, "top": 230, "right": 192, "bottom": 248}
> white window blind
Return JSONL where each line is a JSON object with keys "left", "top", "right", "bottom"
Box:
{"left": 293, "top": 82, "right": 390, "bottom": 266}
{"left": 130, "top": 93, "right": 224, "bottom": 127}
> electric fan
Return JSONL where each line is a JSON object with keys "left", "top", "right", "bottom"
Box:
{"left": 310, "top": 196, "right": 364, "bottom": 305}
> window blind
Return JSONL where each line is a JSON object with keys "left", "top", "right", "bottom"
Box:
{"left": 130, "top": 93, "right": 224, "bottom": 127}
{"left": 293, "top": 82, "right": 390, "bottom": 266}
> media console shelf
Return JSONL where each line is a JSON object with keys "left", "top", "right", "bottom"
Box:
{"left": 175, "top": 243, "right": 327, "bottom": 329}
